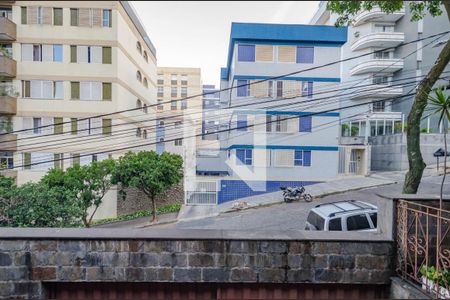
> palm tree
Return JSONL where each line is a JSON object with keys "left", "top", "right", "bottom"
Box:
{"left": 426, "top": 87, "right": 450, "bottom": 210}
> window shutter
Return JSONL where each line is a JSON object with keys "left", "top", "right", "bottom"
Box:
{"left": 255, "top": 45, "right": 273, "bottom": 62}
{"left": 53, "top": 8, "right": 63, "bottom": 25}
{"left": 54, "top": 117, "right": 63, "bottom": 134}
{"left": 70, "top": 8, "right": 78, "bottom": 26}
{"left": 79, "top": 81, "right": 90, "bottom": 100}
{"left": 43, "top": 7, "right": 52, "bottom": 25}
{"left": 28, "top": 6, "right": 37, "bottom": 24}
{"left": 22, "top": 117, "right": 33, "bottom": 135}
{"left": 296, "top": 47, "right": 314, "bottom": 64}
{"left": 237, "top": 45, "right": 255, "bottom": 62}
{"left": 70, "top": 45, "right": 77, "bottom": 62}
{"left": 273, "top": 150, "right": 293, "bottom": 167}
{"left": 78, "top": 8, "right": 90, "bottom": 27}
{"left": 91, "top": 46, "right": 102, "bottom": 63}
{"left": 92, "top": 8, "right": 102, "bottom": 27}
{"left": 23, "top": 81, "right": 31, "bottom": 97}
{"left": 42, "top": 81, "right": 53, "bottom": 98}
{"left": 54, "top": 81, "right": 63, "bottom": 99}
{"left": 90, "top": 117, "right": 102, "bottom": 135}
{"left": 77, "top": 45, "right": 88, "bottom": 63}
{"left": 236, "top": 80, "right": 249, "bottom": 97}
{"left": 23, "top": 153, "right": 31, "bottom": 169}
{"left": 21, "top": 7, "right": 27, "bottom": 24}
{"left": 21, "top": 44, "right": 33, "bottom": 61}
{"left": 71, "top": 82, "right": 80, "bottom": 99}
{"left": 102, "top": 47, "right": 112, "bottom": 64}
{"left": 72, "top": 153, "right": 81, "bottom": 166}
{"left": 70, "top": 118, "right": 78, "bottom": 134}
{"left": 91, "top": 82, "right": 102, "bottom": 100}
{"left": 283, "top": 80, "right": 300, "bottom": 98}
{"left": 102, "top": 119, "right": 112, "bottom": 135}
{"left": 299, "top": 116, "right": 312, "bottom": 133}
{"left": 250, "top": 80, "right": 267, "bottom": 98}
{"left": 42, "top": 117, "right": 53, "bottom": 135}
{"left": 41, "top": 44, "right": 53, "bottom": 62}
{"left": 102, "top": 82, "right": 112, "bottom": 100}
{"left": 77, "top": 119, "right": 88, "bottom": 135}
{"left": 278, "top": 46, "right": 296, "bottom": 63}
{"left": 30, "top": 80, "right": 42, "bottom": 98}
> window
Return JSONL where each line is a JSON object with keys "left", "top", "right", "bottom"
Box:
{"left": 136, "top": 71, "right": 142, "bottom": 82}
{"left": 297, "top": 47, "right": 314, "bottom": 64}
{"left": 181, "top": 100, "right": 187, "bottom": 110}
{"left": 171, "top": 87, "right": 177, "bottom": 97}
{"left": 70, "top": 8, "right": 79, "bottom": 26}
{"left": 171, "top": 74, "right": 177, "bottom": 85}
{"left": 272, "top": 150, "right": 293, "bottom": 167}
{"left": 373, "top": 101, "right": 385, "bottom": 112}
{"left": 143, "top": 51, "right": 148, "bottom": 62}
{"left": 136, "top": 128, "right": 141, "bottom": 137}
{"left": 374, "top": 51, "right": 391, "bottom": 59}
{"left": 369, "top": 213, "right": 377, "bottom": 228}
{"left": 37, "top": 7, "right": 43, "bottom": 24}
{"left": 294, "top": 150, "right": 311, "bottom": 166}
{"left": 22, "top": 80, "right": 63, "bottom": 99}
{"left": 0, "top": 151, "right": 13, "bottom": 169}
{"left": 143, "top": 78, "right": 148, "bottom": 88}
{"left": 237, "top": 80, "right": 250, "bottom": 97}
{"left": 102, "top": 119, "right": 112, "bottom": 136}
{"left": 143, "top": 130, "right": 147, "bottom": 139}
{"left": 102, "top": 82, "right": 111, "bottom": 100}
{"left": 71, "top": 153, "right": 80, "bottom": 167}
{"left": 373, "top": 76, "right": 390, "bottom": 85}
{"left": 181, "top": 74, "right": 188, "bottom": 85}
{"left": 328, "top": 218, "right": 342, "bottom": 231}
{"left": 157, "top": 74, "right": 164, "bottom": 84}
{"left": 236, "top": 149, "right": 252, "bottom": 165}
{"left": 136, "top": 41, "right": 142, "bottom": 53}
{"left": 157, "top": 99, "right": 163, "bottom": 110}
{"left": 158, "top": 121, "right": 165, "bottom": 127}
{"left": 53, "top": 117, "right": 63, "bottom": 134}
{"left": 71, "top": 118, "right": 77, "bottom": 135}
{"left": 136, "top": 99, "right": 142, "bottom": 109}
{"left": 306, "top": 211, "right": 324, "bottom": 230}
{"left": 102, "top": 9, "right": 111, "bottom": 27}
{"left": 237, "top": 114, "right": 247, "bottom": 131}
{"left": 54, "top": 153, "right": 64, "bottom": 170}
{"left": 374, "top": 24, "right": 395, "bottom": 32}
{"left": 22, "top": 44, "right": 63, "bottom": 62}
{"left": 174, "top": 121, "right": 182, "bottom": 128}
{"left": 174, "top": 139, "right": 182, "bottom": 146}
{"left": 143, "top": 104, "right": 148, "bottom": 113}
{"left": 268, "top": 81, "right": 274, "bottom": 98}
{"left": 71, "top": 81, "right": 104, "bottom": 100}
{"left": 237, "top": 44, "right": 255, "bottom": 62}
{"left": 181, "top": 87, "right": 187, "bottom": 97}
{"left": 299, "top": 116, "right": 312, "bottom": 132}
{"left": 53, "top": 45, "right": 63, "bottom": 62}
{"left": 21, "top": 7, "right": 27, "bottom": 24}
{"left": 33, "top": 117, "right": 42, "bottom": 134}
{"left": 301, "top": 81, "right": 313, "bottom": 98}
{"left": 53, "top": 8, "right": 63, "bottom": 26}
{"left": 276, "top": 81, "right": 283, "bottom": 98}
{"left": 23, "top": 153, "right": 31, "bottom": 170}
{"left": 346, "top": 214, "right": 371, "bottom": 231}
{"left": 157, "top": 86, "right": 164, "bottom": 97}
{"left": 102, "top": 47, "right": 112, "bottom": 64}
{"left": 33, "top": 44, "right": 41, "bottom": 61}
{"left": 171, "top": 100, "right": 177, "bottom": 110}
{"left": 275, "top": 116, "right": 288, "bottom": 132}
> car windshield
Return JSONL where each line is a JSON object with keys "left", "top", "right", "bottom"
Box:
{"left": 307, "top": 211, "right": 325, "bottom": 230}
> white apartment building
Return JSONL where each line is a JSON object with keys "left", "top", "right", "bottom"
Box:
{"left": 0, "top": 1, "right": 157, "bottom": 185}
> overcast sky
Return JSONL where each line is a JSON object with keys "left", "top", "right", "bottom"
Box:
{"left": 130, "top": 1, "right": 320, "bottom": 87}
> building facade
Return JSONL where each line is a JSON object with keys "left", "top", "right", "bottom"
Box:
{"left": 310, "top": 1, "right": 450, "bottom": 171}
{"left": 201, "top": 84, "right": 220, "bottom": 141}
{"left": 0, "top": 1, "right": 157, "bottom": 189}
{"left": 193, "top": 23, "right": 347, "bottom": 204}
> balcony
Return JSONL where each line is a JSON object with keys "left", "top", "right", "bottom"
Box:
{"left": 349, "top": 58, "right": 403, "bottom": 76}
{"left": 0, "top": 55, "right": 16, "bottom": 78}
{"left": 0, "top": 16, "right": 16, "bottom": 41}
{"left": 353, "top": 7, "right": 405, "bottom": 27}
{"left": 0, "top": 133, "right": 17, "bottom": 151}
{"left": 350, "top": 84, "right": 403, "bottom": 100}
{"left": 339, "top": 136, "right": 366, "bottom": 145}
{"left": 351, "top": 32, "right": 405, "bottom": 51}
{"left": 368, "top": 111, "right": 402, "bottom": 120}
{"left": 0, "top": 95, "right": 17, "bottom": 115}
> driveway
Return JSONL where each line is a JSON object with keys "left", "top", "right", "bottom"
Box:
{"left": 153, "top": 174, "right": 448, "bottom": 231}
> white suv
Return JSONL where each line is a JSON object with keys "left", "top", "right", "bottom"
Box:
{"left": 305, "top": 200, "right": 377, "bottom": 232}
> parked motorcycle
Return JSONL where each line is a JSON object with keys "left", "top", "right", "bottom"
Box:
{"left": 280, "top": 186, "right": 313, "bottom": 203}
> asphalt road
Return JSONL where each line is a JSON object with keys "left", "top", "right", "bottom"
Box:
{"left": 153, "top": 174, "right": 446, "bottom": 231}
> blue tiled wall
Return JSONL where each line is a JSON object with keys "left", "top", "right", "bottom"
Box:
{"left": 217, "top": 180, "right": 320, "bottom": 204}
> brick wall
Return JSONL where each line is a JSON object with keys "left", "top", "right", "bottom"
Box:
{"left": 0, "top": 237, "right": 393, "bottom": 299}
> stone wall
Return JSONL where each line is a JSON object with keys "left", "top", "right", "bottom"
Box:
{"left": 0, "top": 229, "right": 394, "bottom": 299}
{"left": 116, "top": 183, "right": 184, "bottom": 216}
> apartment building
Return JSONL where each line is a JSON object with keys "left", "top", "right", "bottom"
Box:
{"left": 201, "top": 84, "right": 220, "bottom": 141}
{"left": 155, "top": 67, "right": 202, "bottom": 157}
{"left": 193, "top": 23, "right": 347, "bottom": 204}
{"left": 310, "top": 1, "right": 450, "bottom": 171}
{"left": 0, "top": 1, "right": 157, "bottom": 185}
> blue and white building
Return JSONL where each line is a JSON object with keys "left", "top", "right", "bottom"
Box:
{"left": 192, "top": 23, "right": 348, "bottom": 204}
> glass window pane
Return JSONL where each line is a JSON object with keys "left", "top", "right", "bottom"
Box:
{"left": 237, "top": 44, "right": 255, "bottom": 62}
{"left": 346, "top": 214, "right": 371, "bottom": 231}
{"left": 329, "top": 218, "right": 342, "bottom": 231}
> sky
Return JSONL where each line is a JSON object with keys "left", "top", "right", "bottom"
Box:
{"left": 130, "top": 1, "right": 320, "bottom": 87}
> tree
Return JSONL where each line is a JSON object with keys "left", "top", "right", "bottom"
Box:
{"left": 425, "top": 87, "right": 450, "bottom": 209}
{"left": 0, "top": 175, "right": 17, "bottom": 226}
{"left": 111, "top": 151, "right": 183, "bottom": 222}
{"left": 327, "top": 1, "right": 450, "bottom": 193}
{"left": 41, "top": 159, "right": 116, "bottom": 227}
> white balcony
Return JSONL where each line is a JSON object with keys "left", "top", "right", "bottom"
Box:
{"left": 351, "top": 32, "right": 405, "bottom": 51}
{"left": 353, "top": 7, "right": 405, "bottom": 27}
{"left": 350, "top": 58, "right": 403, "bottom": 76}
{"left": 368, "top": 111, "right": 403, "bottom": 120}
{"left": 350, "top": 84, "right": 403, "bottom": 100}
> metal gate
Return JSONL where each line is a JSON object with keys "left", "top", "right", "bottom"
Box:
{"left": 338, "top": 147, "right": 346, "bottom": 174}
{"left": 185, "top": 180, "right": 217, "bottom": 205}
{"left": 349, "top": 149, "right": 361, "bottom": 175}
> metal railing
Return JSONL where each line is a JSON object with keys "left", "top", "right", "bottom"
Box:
{"left": 396, "top": 200, "right": 450, "bottom": 298}
{"left": 185, "top": 180, "right": 218, "bottom": 205}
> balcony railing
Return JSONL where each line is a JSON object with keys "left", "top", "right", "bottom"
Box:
{"left": 349, "top": 58, "right": 403, "bottom": 76}
{"left": 0, "top": 133, "right": 16, "bottom": 151}
{"left": 351, "top": 32, "right": 405, "bottom": 51}
{"left": 350, "top": 84, "right": 403, "bottom": 100}
{"left": 0, "top": 16, "right": 16, "bottom": 41}
{"left": 0, "top": 55, "right": 16, "bottom": 78}
{"left": 353, "top": 7, "right": 405, "bottom": 27}
{"left": 396, "top": 200, "right": 450, "bottom": 298}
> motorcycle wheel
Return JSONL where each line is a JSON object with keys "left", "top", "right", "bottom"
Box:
{"left": 303, "top": 194, "right": 313, "bottom": 202}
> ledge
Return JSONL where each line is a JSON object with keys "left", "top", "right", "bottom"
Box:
{"left": 0, "top": 228, "right": 393, "bottom": 242}
{"left": 377, "top": 193, "right": 450, "bottom": 201}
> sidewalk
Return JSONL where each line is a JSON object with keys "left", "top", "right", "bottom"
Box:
{"left": 178, "top": 174, "right": 397, "bottom": 222}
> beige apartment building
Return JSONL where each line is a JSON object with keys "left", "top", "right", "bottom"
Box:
{"left": 0, "top": 1, "right": 157, "bottom": 186}
{"left": 155, "top": 67, "right": 203, "bottom": 158}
